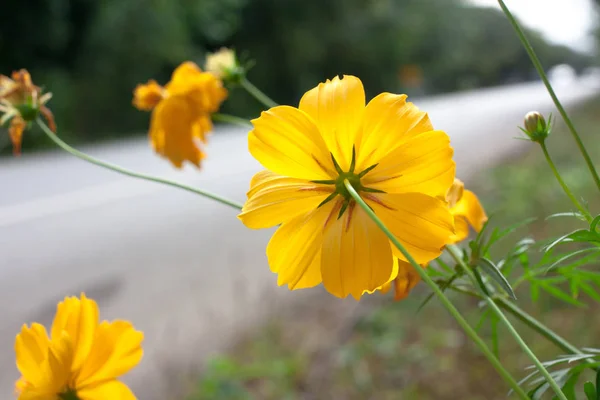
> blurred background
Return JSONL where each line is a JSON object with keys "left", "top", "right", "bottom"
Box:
{"left": 2, "top": 0, "right": 600, "bottom": 399}
{"left": 0, "top": 0, "right": 598, "bottom": 150}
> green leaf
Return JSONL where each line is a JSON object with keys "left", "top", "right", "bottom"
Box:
{"left": 477, "top": 257, "right": 517, "bottom": 299}
{"left": 545, "top": 248, "right": 600, "bottom": 272}
{"left": 490, "top": 312, "right": 499, "bottom": 358}
{"left": 545, "top": 229, "right": 600, "bottom": 252}
{"left": 567, "top": 230, "right": 600, "bottom": 243}
{"left": 560, "top": 370, "right": 582, "bottom": 400}
{"left": 595, "top": 363, "right": 600, "bottom": 400}
{"left": 583, "top": 381, "right": 596, "bottom": 400}
{"left": 579, "top": 281, "right": 600, "bottom": 302}
{"left": 531, "top": 282, "right": 540, "bottom": 302}
{"left": 591, "top": 215, "right": 600, "bottom": 232}
{"left": 538, "top": 281, "right": 586, "bottom": 307}
{"left": 546, "top": 212, "right": 585, "bottom": 221}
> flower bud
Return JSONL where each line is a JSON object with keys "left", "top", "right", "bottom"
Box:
{"left": 205, "top": 48, "right": 244, "bottom": 84}
{"left": 522, "top": 111, "right": 550, "bottom": 143}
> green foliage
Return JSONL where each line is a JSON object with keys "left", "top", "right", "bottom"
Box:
{"left": 1, "top": 0, "right": 593, "bottom": 150}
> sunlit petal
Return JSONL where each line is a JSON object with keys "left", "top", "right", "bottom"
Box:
{"left": 239, "top": 171, "right": 331, "bottom": 229}
{"left": 249, "top": 106, "right": 333, "bottom": 180}
{"left": 266, "top": 202, "right": 334, "bottom": 290}
{"left": 322, "top": 204, "right": 394, "bottom": 299}
{"left": 357, "top": 93, "right": 433, "bottom": 171}
{"left": 369, "top": 193, "right": 454, "bottom": 264}
{"left": 362, "top": 130, "right": 455, "bottom": 197}
{"left": 299, "top": 75, "right": 365, "bottom": 170}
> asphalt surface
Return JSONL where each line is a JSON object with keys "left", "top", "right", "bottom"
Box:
{"left": 1, "top": 78, "right": 599, "bottom": 398}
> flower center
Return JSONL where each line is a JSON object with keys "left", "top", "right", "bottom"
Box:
{"left": 59, "top": 388, "right": 80, "bottom": 400}
{"left": 313, "top": 147, "right": 382, "bottom": 219}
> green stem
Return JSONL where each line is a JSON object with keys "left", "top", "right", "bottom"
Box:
{"left": 446, "top": 245, "right": 567, "bottom": 400}
{"left": 495, "top": 297, "right": 581, "bottom": 355}
{"left": 212, "top": 113, "right": 252, "bottom": 128}
{"left": 343, "top": 180, "right": 528, "bottom": 399}
{"left": 497, "top": 0, "right": 600, "bottom": 192}
{"left": 37, "top": 119, "right": 244, "bottom": 211}
{"left": 241, "top": 78, "right": 278, "bottom": 109}
{"left": 540, "top": 142, "right": 591, "bottom": 222}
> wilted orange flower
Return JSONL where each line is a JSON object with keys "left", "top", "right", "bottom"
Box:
{"left": 239, "top": 75, "right": 456, "bottom": 299}
{"left": 447, "top": 178, "right": 487, "bottom": 243}
{"left": 380, "top": 259, "right": 422, "bottom": 300}
{"left": 0, "top": 69, "right": 55, "bottom": 155}
{"left": 133, "top": 62, "right": 227, "bottom": 168}
{"left": 14, "top": 293, "right": 143, "bottom": 400}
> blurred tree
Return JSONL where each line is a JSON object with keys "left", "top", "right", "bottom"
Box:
{"left": 0, "top": 0, "right": 592, "bottom": 149}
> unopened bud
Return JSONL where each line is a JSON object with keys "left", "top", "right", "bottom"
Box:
{"left": 205, "top": 48, "right": 244, "bottom": 84}
{"left": 522, "top": 111, "right": 550, "bottom": 143}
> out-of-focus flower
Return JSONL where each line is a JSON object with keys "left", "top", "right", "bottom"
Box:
{"left": 239, "top": 75, "right": 456, "bottom": 299}
{"left": 133, "top": 61, "right": 227, "bottom": 168}
{"left": 0, "top": 69, "right": 55, "bottom": 155}
{"left": 380, "top": 259, "right": 422, "bottom": 300}
{"left": 205, "top": 48, "right": 244, "bottom": 83}
{"left": 447, "top": 178, "right": 487, "bottom": 243}
{"left": 14, "top": 293, "right": 143, "bottom": 400}
{"left": 522, "top": 111, "right": 550, "bottom": 143}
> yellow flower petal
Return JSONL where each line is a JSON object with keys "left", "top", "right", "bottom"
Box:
{"left": 299, "top": 75, "right": 365, "bottom": 170}
{"left": 446, "top": 179, "right": 465, "bottom": 208}
{"left": 449, "top": 215, "right": 471, "bottom": 244}
{"left": 50, "top": 294, "right": 99, "bottom": 373}
{"left": 47, "top": 331, "right": 74, "bottom": 393}
{"left": 321, "top": 204, "right": 394, "bottom": 299}
{"left": 132, "top": 80, "right": 165, "bottom": 111}
{"left": 77, "top": 380, "right": 136, "bottom": 400}
{"left": 448, "top": 188, "right": 488, "bottom": 243}
{"left": 76, "top": 321, "right": 143, "bottom": 388}
{"left": 239, "top": 171, "right": 332, "bottom": 229}
{"left": 15, "top": 324, "right": 50, "bottom": 385}
{"left": 166, "top": 61, "right": 227, "bottom": 114}
{"left": 361, "top": 130, "right": 455, "bottom": 197}
{"left": 149, "top": 96, "right": 206, "bottom": 169}
{"left": 392, "top": 260, "right": 422, "bottom": 300}
{"left": 9, "top": 116, "right": 26, "bottom": 156}
{"left": 356, "top": 93, "right": 433, "bottom": 171}
{"left": 249, "top": 105, "right": 334, "bottom": 180}
{"left": 368, "top": 193, "right": 454, "bottom": 264}
{"left": 266, "top": 202, "right": 335, "bottom": 290}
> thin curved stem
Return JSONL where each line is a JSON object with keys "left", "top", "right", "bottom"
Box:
{"left": 241, "top": 78, "right": 278, "bottom": 109}
{"left": 446, "top": 245, "right": 567, "bottom": 400}
{"left": 37, "top": 119, "right": 244, "bottom": 211}
{"left": 494, "top": 297, "right": 595, "bottom": 363}
{"left": 212, "top": 113, "right": 252, "bottom": 128}
{"left": 344, "top": 180, "right": 528, "bottom": 399}
{"left": 497, "top": 0, "right": 600, "bottom": 192}
{"left": 540, "top": 142, "right": 592, "bottom": 222}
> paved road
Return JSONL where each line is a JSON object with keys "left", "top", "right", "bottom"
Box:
{"left": 1, "top": 79, "right": 598, "bottom": 398}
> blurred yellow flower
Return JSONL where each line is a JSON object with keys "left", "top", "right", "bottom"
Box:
{"left": 380, "top": 259, "right": 422, "bottom": 301}
{"left": 133, "top": 61, "right": 227, "bottom": 168}
{"left": 14, "top": 294, "right": 143, "bottom": 400}
{"left": 205, "top": 48, "right": 239, "bottom": 80}
{"left": 0, "top": 69, "right": 55, "bottom": 155}
{"left": 239, "top": 75, "right": 455, "bottom": 299}
{"left": 447, "top": 178, "right": 487, "bottom": 243}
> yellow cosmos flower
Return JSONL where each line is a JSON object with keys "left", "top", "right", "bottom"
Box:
{"left": 14, "top": 294, "right": 143, "bottom": 400}
{"left": 0, "top": 69, "right": 55, "bottom": 155}
{"left": 133, "top": 61, "right": 228, "bottom": 168}
{"left": 380, "top": 260, "right": 422, "bottom": 301}
{"left": 239, "top": 75, "right": 456, "bottom": 299}
{"left": 447, "top": 178, "right": 488, "bottom": 243}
